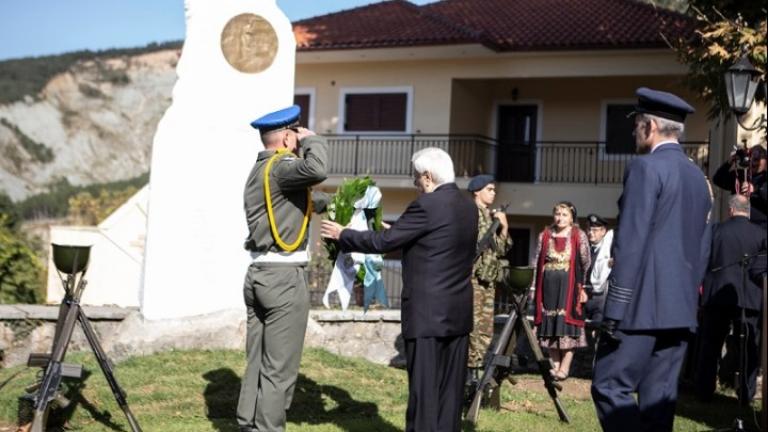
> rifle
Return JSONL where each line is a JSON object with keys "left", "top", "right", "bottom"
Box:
{"left": 26, "top": 245, "right": 142, "bottom": 432}
{"left": 475, "top": 203, "right": 510, "bottom": 260}
{"left": 465, "top": 293, "right": 570, "bottom": 424}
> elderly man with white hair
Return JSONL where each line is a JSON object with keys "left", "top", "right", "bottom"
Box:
{"left": 322, "top": 147, "right": 478, "bottom": 432}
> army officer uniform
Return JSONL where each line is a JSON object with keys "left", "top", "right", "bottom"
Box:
{"left": 237, "top": 106, "right": 329, "bottom": 432}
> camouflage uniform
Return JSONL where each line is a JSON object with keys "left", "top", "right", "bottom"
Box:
{"left": 468, "top": 206, "right": 512, "bottom": 368}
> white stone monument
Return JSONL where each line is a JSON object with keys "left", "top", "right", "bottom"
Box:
{"left": 141, "top": 0, "right": 295, "bottom": 319}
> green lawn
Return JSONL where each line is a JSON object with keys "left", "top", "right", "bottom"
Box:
{"left": 0, "top": 348, "right": 762, "bottom": 431}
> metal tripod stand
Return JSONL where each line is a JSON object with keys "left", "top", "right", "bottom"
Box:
{"left": 465, "top": 267, "right": 570, "bottom": 424}
{"left": 25, "top": 244, "right": 142, "bottom": 432}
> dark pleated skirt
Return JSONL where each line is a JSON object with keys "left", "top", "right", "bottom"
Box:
{"left": 538, "top": 269, "right": 586, "bottom": 349}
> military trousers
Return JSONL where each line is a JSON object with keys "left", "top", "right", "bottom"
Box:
{"left": 237, "top": 264, "right": 310, "bottom": 432}
{"left": 468, "top": 278, "right": 495, "bottom": 368}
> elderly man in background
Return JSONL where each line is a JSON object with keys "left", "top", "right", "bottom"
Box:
{"left": 583, "top": 214, "right": 613, "bottom": 329}
{"left": 321, "top": 147, "right": 477, "bottom": 432}
{"left": 695, "top": 194, "right": 766, "bottom": 404}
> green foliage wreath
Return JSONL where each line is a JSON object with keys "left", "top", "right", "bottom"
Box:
{"left": 324, "top": 176, "right": 383, "bottom": 268}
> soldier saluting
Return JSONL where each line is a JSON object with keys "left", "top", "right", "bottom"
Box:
{"left": 237, "top": 105, "right": 329, "bottom": 432}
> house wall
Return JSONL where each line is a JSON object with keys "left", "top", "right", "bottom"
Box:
{"left": 296, "top": 49, "right": 706, "bottom": 138}
{"left": 296, "top": 61, "right": 454, "bottom": 134}
{"left": 450, "top": 76, "right": 710, "bottom": 142}
{"left": 300, "top": 52, "right": 714, "bottom": 224}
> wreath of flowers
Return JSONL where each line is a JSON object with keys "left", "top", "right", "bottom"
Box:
{"left": 324, "top": 176, "right": 382, "bottom": 282}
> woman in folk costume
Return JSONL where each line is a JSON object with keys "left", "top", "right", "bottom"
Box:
{"left": 532, "top": 201, "right": 590, "bottom": 381}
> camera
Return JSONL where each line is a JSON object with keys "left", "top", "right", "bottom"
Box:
{"left": 733, "top": 147, "right": 751, "bottom": 169}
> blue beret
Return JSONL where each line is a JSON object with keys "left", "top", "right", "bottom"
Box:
{"left": 250, "top": 105, "right": 301, "bottom": 133}
{"left": 635, "top": 87, "right": 694, "bottom": 122}
{"left": 467, "top": 174, "right": 495, "bottom": 192}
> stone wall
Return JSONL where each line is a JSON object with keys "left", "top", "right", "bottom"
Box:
{"left": 0, "top": 306, "right": 403, "bottom": 368}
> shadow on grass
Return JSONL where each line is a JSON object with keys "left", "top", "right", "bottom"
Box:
{"left": 202, "top": 369, "right": 399, "bottom": 432}
{"left": 203, "top": 368, "right": 241, "bottom": 431}
{"left": 35, "top": 369, "right": 128, "bottom": 432}
{"left": 290, "top": 374, "right": 400, "bottom": 432}
{"left": 675, "top": 391, "right": 764, "bottom": 432}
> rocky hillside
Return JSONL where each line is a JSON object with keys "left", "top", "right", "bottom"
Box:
{"left": 0, "top": 47, "right": 180, "bottom": 200}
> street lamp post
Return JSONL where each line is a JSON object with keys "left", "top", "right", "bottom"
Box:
{"left": 723, "top": 52, "right": 767, "bottom": 431}
{"left": 724, "top": 53, "right": 766, "bottom": 131}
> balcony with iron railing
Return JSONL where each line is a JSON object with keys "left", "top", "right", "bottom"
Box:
{"left": 323, "top": 134, "right": 709, "bottom": 184}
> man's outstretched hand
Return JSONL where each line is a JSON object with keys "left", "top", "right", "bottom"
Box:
{"left": 321, "top": 220, "right": 344, "bottom": 240}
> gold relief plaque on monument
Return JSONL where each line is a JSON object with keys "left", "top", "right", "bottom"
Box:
{"left": 220, "top": 13, "right": 278, "bottom": 74}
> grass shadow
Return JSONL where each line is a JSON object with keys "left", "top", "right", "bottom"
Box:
{"left": 201, "top": 369, "right": 399, "bottom": 432}
{"left": 289, "top": 373, "right": 400, "bottom": 432}
{"left": 36, "top": 369, "right": 128, "bottom": 432}
{"left": 675, "top": 391, "right": 763, "bottom": 432}
{"left": 202, "top": 368, "right": 241, "bottom": 431}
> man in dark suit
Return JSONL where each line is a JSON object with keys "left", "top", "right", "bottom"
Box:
{"left": 591, "top": 88, "right": 712, "bottom": 432}
{"left": 696, "top": 194, "right": 766, "bottom": 404}
{"left": 321, "top": 147, "right": 478, "bottom": 432}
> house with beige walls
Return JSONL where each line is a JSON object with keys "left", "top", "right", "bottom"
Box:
{"left": 291, "top": 0, "right": 718, "bottom": 266}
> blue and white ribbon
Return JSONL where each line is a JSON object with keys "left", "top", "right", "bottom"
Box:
{"left": 322, "top": 186, "right": 386, "bottom": 311}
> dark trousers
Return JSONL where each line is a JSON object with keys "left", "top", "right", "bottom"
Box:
{"left": 591, "top": 329, "right": 690, "bottom": 432}
{"left": 404, "top": 334, "right": 469, "bottom": 432}
{"left": 585, "top": 292, "right": 606, "bottom": 325}
{"left": 695, "top": 304, "right": 761, "bottom": 403}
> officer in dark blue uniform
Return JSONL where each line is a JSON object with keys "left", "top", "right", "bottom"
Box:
{"left": 590, "top": 88, "right": 712, "bottom": 432}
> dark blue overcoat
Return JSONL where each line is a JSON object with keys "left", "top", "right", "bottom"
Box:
{"left": 604, "top": 143, "right": 712, "bottom": 330}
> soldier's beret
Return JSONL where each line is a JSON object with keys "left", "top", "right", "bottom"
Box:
{"left": 587, "top": 213, "right": 608, "bottom": 228}
{"left": 250, "top": 105, "right": 301, "bottom": 133}
{"left": 467, "top": 175, "right": 495, "bottom": 192}
{"left": 634, "top": 87, "right": 695, "bottom": 123}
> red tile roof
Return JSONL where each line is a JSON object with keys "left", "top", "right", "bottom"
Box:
{"left": 293, "top": 0, "right": 695, "bottom": 52}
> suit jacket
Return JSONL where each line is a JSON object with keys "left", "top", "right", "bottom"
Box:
{"left": 702, "top": 216, "right": 766, "bottom": 311}
{"left": 605, "top": 143, "right": 712, "bottom": 331}
{"left": 339, "top": 183, "right": 478, "bottom": 338}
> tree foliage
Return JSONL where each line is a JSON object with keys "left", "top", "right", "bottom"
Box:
{"left": 16, "top": 173, "right": 148, "bottom": 220}
{"left": 0, "top": 216, "right": 44, "bottom": 304}
{"left": 668, "top": 1, "right": 766, "bottom": 123}
{"left": 0, "top": 41, "right": 181, "bottom": 105}
{"left": 67, "top": 186, "right": 138, "bottom": 225}
{"left": 0, "top": 192, "right": 20, "bottom": 230}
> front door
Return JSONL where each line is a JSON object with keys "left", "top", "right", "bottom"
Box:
{"left": 496, "top": 105, "right": 537, "bottom": 182}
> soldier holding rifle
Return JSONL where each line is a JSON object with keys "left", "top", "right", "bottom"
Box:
{"left": 466, "top": 175, "right": 511, "bottom": 378}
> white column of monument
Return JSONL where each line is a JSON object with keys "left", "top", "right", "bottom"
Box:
{"left": 141, "top": 0, "right": 295, "bottom": 319}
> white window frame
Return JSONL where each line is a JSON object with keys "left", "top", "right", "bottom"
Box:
{"left": 294, "top": 87, "right": 316, "bottom": 131}
{"left": 599, "top": 98, "right": 636, "bottom": 160}
{"left": 337, "top": 86, "right": 414, "bottom": 134}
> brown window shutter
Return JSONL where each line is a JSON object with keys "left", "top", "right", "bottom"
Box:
{"left": 345, "top": 93, "right": 407, "bottom": 132}
{"left": 379, "top": 93, "right": 407, "bottom": 131}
